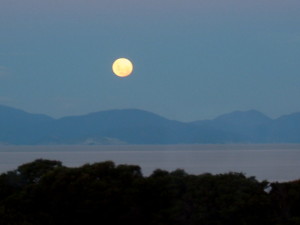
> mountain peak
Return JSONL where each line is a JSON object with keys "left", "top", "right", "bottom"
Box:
{"left": 215, "top": 110, "right": 271, "bottom": 122}
{"left": 1, "top": 105, "right": 300, "bottom": 144}
{"left": 0, "top": 104, "right": 53, "bottom": 121}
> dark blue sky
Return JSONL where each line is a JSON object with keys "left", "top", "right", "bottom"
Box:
{"left": 0, "top": 0, "right": 299, "bottom": 121}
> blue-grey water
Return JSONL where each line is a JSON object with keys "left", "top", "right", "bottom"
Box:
{"left": 0, "top": 144, "right": 300, "bottom": 182}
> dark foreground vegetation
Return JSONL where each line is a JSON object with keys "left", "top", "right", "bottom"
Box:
{"left": 0, "top": 159, "right": 300, "bottom": 225}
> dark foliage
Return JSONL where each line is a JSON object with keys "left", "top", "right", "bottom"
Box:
{"left": 0, "top": 159, "right": 300, "bottom": 225}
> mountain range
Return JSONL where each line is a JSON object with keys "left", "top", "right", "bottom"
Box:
{"left": 0, "top": 105, "right": 300, "bottom": 145}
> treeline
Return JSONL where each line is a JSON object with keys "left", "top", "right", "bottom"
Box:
{"left": 0, "top": 159, "right": 300, "bottom": 225}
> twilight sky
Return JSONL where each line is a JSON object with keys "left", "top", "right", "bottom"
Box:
{"left": 0, "top": 0, "right": 299, "bottom": 121}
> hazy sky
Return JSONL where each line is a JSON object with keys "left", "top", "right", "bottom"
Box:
{"left": 0, "top": 0, "right": 299, "bottom": 121}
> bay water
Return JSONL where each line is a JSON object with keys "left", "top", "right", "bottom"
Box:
{"left": 0, "top": 144, "right": 299, "bottom": 182}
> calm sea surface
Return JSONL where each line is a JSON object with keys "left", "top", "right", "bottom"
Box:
{"left": 0, "top": 144, "right": 300, "bottom": 182}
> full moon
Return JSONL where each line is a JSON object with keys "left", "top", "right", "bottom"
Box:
{"left": 112, "top": 58, "right": 133, "bottom": 77}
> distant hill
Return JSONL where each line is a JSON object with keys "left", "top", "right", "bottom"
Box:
{"left": 0, "top": 105, "right": 299, "bottom": 144}
{"left": 262, "top": 112, "right": 300, "bottom": 143}
{"left": 38, "top": 109, "right": 232, "bottom": 145}
{"left": 0, "top": 105, "right": 54, "bottom": 144}
{"left": 190, "top": 110, "right": 273, "bottom": 142}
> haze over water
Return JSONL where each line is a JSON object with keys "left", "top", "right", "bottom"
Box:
{"left": 0, "top": 144, "right": 299, "bottom": 182}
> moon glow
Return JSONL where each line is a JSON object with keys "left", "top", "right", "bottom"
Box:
{"left": 112, "top": 58, "right": 133, "bottom": 77}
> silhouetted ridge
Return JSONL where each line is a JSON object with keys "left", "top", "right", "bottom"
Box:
{"left": 0, "top": 105, "right": 53, "bottom": 144}
{"left": 0, "top": 105, "right": 299, "bottom": 144}
{"left": 190, "top": 110, "right": 272, "bottom": 142}
{"left": 214, "top": 110, "right": 271, "bottom": 124}
{"left": 263, "top": 112, "right": 300, "bottom": 143}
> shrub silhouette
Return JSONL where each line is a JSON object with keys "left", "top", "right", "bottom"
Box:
{"left": 0, "top": 159, "right": 299, "bottom": 225}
